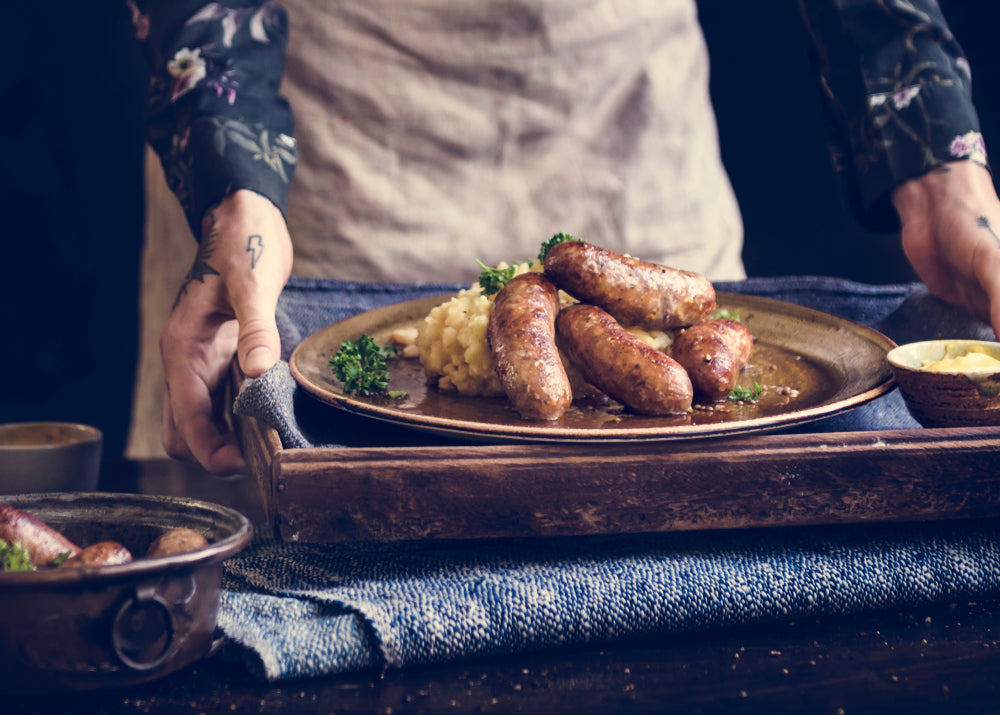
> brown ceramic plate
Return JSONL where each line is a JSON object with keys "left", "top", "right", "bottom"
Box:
{"left": 289, "top": 292, "right": 896, "bottom": 443}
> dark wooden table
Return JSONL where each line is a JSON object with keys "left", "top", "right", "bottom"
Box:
{"left": 8, "top": 459, "right": 999, "bottom": 714}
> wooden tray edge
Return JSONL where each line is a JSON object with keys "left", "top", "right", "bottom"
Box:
{"left": 231, "top": 363, "right": 1000, "bottom": 543}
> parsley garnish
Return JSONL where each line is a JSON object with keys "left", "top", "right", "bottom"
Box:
{"left": 475, "top": 260, "right": 518, "bottom": 296}
{"left": 728, "top": 382, "right": 763, "bottom": 403}
{"left": 538, "top": 232, "right": 585, "bottom": 262}
{"left": 710, "top": 308, "right": 742, "bottom": 322}
{"left": 329, "top": 335, "right": 404, "bottom": 397}
{"left": 0, "top": 538, "right": 36, "bottom": 572}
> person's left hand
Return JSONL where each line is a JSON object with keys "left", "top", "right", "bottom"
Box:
{"left": 893, "top": 160, "right": 1000, "bottom": 338}
{"left": 159, "top": 190, "right": 292, "bottom": 475}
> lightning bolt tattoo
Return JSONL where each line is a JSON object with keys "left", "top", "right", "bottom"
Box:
{"left": 247, "top": 234, "right": 264, "bottom": 269}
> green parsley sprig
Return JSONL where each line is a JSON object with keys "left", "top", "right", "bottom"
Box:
{"left": 475, "top": 259, "right": 518, "bottom": 297}
{"left": 728, "top": 382, "right": 763, "bottom": 403}
{"left": 329, "top": 335, "right": 405, "bottom": 398}
{"left": 710, "top": 308, "right": 742, "bottom": 322}
{"left": 0, "top": 538, "right": 36, "bottom": 572}
{"left": 475, "top": 232, "right": 587, "bottom": 296}
{"left": 538, "top": 232, "right": 585, "bottom": 262}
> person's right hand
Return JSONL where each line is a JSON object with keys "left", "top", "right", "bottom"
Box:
{"left": 159, "top": 189, "right": 293, "bottom": 475}
{"left": 892, "top": 160, "right": 1000, "bottom": 339}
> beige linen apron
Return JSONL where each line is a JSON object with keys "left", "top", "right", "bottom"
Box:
{"left": 282, "top": 0, "right": 743, "bottom": 282}
{"left": 130, "top": 0, "right": 743, "bottom": 456}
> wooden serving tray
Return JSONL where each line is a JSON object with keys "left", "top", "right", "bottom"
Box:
{"left": 233, "top": 369, "right": 1000, "bottom": 543}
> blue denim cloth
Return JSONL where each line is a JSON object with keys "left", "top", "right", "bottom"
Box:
{"left": 222, "top": 276, "right": 1000, "bottom": 681}
{"left": 219, "top": 521, "right": 1000, "bottom": 681}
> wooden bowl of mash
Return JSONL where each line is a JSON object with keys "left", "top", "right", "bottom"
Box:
{"left": 886, "top": 340, "right": 1000, "bottom": 427}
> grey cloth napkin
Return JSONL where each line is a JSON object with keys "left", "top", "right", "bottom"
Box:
{"left": 222, "top": 275, "right": 1000, "bottom": 682}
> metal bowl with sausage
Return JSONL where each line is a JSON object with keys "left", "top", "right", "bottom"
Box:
{"left": 0, "top": 492, "right": 252, "bottom": 692}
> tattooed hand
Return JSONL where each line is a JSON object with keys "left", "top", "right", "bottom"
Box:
{"left": 893, "top": 160, "right": 1000, "bottom": 339}
{"left": 159, "top": 190, "right": 293, "bottom": 474}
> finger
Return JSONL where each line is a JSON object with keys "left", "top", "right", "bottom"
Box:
{"left": 160, "top": 386, "right": 195, "bottom": 463}
{"left": 229, "top": 243, "right": 285, "bottom": 377}
{"left": 165, "top": 370, "right": 246, "bottom": 475}
{"left": 973, "top": 233, "right": 1000, "bottom": 339}
{"left": 161, "top": 313, "right": 247, "bottom": 476}
{"left": 236, "top": 309, "right": 282, "bottom": 377}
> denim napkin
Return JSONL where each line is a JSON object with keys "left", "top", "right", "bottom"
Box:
{"left": 218, "top": 521, "right": 1000, "bottom": 681}
{"left": 222, "top": 275, "right": 1000, "bottom": 681}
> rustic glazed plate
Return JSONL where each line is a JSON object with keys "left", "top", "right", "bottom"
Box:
{"left": 289, "top": 292, "right": 896, "bottom": 443}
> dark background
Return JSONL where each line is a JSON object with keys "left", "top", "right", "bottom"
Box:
{"left": 699, "top": 0, "right": 1000, "bottom": 284}
{"left": 0, "top": 1, "right": 996, "bottom": 459}
{"left": 0, "top": 3, "right": 146, "bottom": 460}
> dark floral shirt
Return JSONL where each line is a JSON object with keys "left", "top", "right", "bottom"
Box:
{"left": 128, "top": 0, "right": 297, "bottom": 239}
{"left": 127, "top": 0, "right": 987, "bottom": 240}
{"left": 798, "top": 0, "right": 988, "bottom": 229}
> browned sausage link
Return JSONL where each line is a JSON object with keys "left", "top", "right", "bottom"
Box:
{"left": 671, "top": 319, "right": 755, "bottom": 401}
{"left": 555, "top": 304, "right": 693, "bottom": 415}
{"left": 487, "top": 272, "right": 574, "bottom": 420}
{"left": 543, "top": 241, "right": 716, "bottom": 329}
{"left": 0, "top": 505, "right": 82, "bottom": 567}
{"left": 146, "top": 527, "right": 209, "bottom": 558}
{"left": 61, "top": 541, "right": 134, "bottom": 568}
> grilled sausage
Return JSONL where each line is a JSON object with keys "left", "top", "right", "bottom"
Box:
{"left": 487, "top": 272, "right": 574, "bottom": 420}
{"left": 0, "top": 505, "right": 81, "bottom": 567}
{"left": 555, "top": 304, "right": 693, "bottom": 415}
{"left": 543, "top": 241, "right": 716, "bottom": 330}
{"left": 61, "top": 541, "right": 133, "bottom": 568}
{"left": 671, "top": 318, "right": 755, "bottom": 401}
{"left": 146, "top": 527, "right": 209, "bottom": 558}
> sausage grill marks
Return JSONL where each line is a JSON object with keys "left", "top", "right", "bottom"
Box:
{"left": 555, "top": 304, "right": 694, "bottom": 416}
{"left": 487, "top": 272, "right": 574, "bottom": 421}
{"left": 671, "top": 318, "right": 756, "bottom": 402}
{"left": 485, "top": 244, "right": 753, "bottom": 419}
{"left": 543, "top": 241, "right": 717, "bottom": 330}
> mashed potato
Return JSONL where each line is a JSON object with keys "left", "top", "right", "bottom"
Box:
{"left": 626, "top": 326, "right": 673, "bottom": 352}
{"left": 414, "top": 261, "right": 674, "bottom": 397}
{"left": 415, "top": 282, "right": 505, "bottom": 396}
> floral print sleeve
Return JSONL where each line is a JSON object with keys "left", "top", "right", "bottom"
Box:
{"left": 127, "top": 0, "right": 297, "bottom": 240}
{"left": 798, "top": 0, "right": 989, "bottom": 230}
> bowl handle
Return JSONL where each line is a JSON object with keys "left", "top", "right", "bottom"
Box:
{"left": 111, "top": 583, "right": 176, "bottom": 672}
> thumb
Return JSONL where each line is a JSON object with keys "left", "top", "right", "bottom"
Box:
{"left": 236, "top": 309, "right": 282, "bottom": 377}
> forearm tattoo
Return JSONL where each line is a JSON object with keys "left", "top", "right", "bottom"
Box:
{"left": 172, "top": 210, "right": 265, "bottom": 309}
{"left": 173, "top": 208, "right": 222, "bottom": 307}
{"left": 977, "top": 217, "right": 1000, "bottom": 247}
